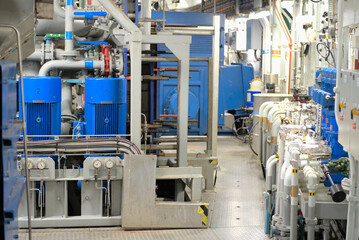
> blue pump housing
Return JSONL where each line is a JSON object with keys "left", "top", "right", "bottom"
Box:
{"left": 309, "top": 68, "right": 348, "bottom": 185}
{"left": 85, "top": 78, "right": 127, "bottom": 135}
{"left": 19, "top": 76, "right": 61, "bottom": 139}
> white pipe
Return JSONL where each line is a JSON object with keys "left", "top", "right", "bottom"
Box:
{"left": 275, "top": 137, "right": 285, "bottom": 215}
{"left": 334, "top": 0, "right": 343, "bottom": 125}
{"left": 282, "top": 165, "right": 293, "bottom": 225}
{"left": 38, "top": 60, "right": 103, "bottom": 76}
{"left": 97, "top": 0, "right": 140, "bottom": 33}
{"left": 65, "top": 0, "right": 74, "bottom": 54}
{"left": 259, "top": 102, "right": 274, "bottom": 118}
{"left": 290, "top": 149, "right": 300, "bottom": 240}
{"left": 54, "top": 0, "right": 65, "bottom": 19}
{"left": 304, "top": 165, "right": 318, "bottom": 240}
{"left": 271, "top": 117, "right": 283, "bottom": 137}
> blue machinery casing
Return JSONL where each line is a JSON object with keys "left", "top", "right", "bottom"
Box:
{"left": 85, "top": 77, "right": 127, "bottom": 135}
{"left": 309, "top": 68, "right": 348, "bottom": 185}
{"left": 1, "top": 61, "right": 25, "bottom": 240}
{"left": 19, "top": 76, "right": 61, "bottom": 139}
{"left": 152, "top": 11, "right": 254, "bottom": 134}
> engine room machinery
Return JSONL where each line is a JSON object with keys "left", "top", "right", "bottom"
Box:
{"left": 0, "top": 0, "right": 225, "bottom": 231}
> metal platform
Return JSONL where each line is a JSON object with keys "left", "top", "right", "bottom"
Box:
{"left": 19, "top": 136, "right": 269, "bottom": 240}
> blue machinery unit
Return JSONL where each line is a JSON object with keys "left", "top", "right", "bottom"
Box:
{"left": 85, "top": 77, "right": 127, "bottom": 135}
{"left": 309, "top": 68, "right": 348, "bottom": 185}
{"left": 19, "top": 76, "right": 61, "bottom": 139}
{"left": 0, "top": 61, "right": 25, "bottom": 240}
{"left": 152, "top": 11, "right": 254, "bottom": 135}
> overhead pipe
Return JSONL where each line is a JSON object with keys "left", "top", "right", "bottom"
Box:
{"left": 38, "top": 60, "right": 103, "bottom": 76}
{"left": 274, "top": 0, "right": 292, "bottom": 94}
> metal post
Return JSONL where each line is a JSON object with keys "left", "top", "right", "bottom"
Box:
{"left": 130, "top": 32, "right": 142, "bottom": 148}
{"left": 207, "top": 15, "right": 220, "bottom": 157}
{"left": 177, "top": 57, "right": 189, "bottom": 167}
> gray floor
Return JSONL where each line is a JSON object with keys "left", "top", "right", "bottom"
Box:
{"left": 19, "top": 136, "right": 268, "bottom": 240}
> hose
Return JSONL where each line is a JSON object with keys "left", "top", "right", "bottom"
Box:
{"left": 249, "top": 121, "right": 259, "bottom": 156}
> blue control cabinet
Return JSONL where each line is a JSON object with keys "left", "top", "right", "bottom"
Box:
{"left": 0, "top": 61, "right": 25, "bottom": 240}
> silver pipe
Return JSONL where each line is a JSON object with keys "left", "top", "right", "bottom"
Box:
{"left": 54, "top": 0, "right": 65, "bottom": 18}
{"left": 65, "top": 0, "right": 74, "bottom": 54}
{"left": 335, "top": 0, "right": 343, "bottom": 124}
{"left": 38, "top": 60, "right": 103, "bottom": 76}
{"left": 0, "top": 24, "right": 32, "bottom": 240}
{"left": 97, "top": 0, "right": 140, "bottom": 33}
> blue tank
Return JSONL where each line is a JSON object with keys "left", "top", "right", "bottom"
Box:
{"left": 85, "top": 77, "right": 127, "bottom": 135}
{"left": 19, "top": 76, "right": 61, "bottom": 139}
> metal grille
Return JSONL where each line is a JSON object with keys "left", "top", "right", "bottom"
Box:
{"left": 159, "top": 35, "right": 212, "bottom": 57}
{"left": 95, "top": 104, "right": 119, "bottom": 134}
{"left": 26, "top": 103, "right": 52, "bottom": 140}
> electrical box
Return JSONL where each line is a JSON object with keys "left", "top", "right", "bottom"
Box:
{"left": 337, "top": 70, "right": 354, "bottom": 156}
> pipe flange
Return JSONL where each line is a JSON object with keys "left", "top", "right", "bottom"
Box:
{"left": 275, "top": 222, "right": 291, "bottom": 232}
{"left": 61, "top": 51, "right": 78, "bottom": 58}
{"left": 305, "top": 217, "right": 318, "bottom": 226}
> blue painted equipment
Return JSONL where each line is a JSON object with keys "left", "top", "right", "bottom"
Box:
{"left": 0, "top": 61, "right": 25, "bottom": 240}
{"left": 19, "top": 76, "right": 61, "bottom": 139}
{"left": 85, "top": 78, "right": 127, "bottom": 135}
{"left": 153, "top": 11, "right": 254, "bottom": 134}
{"left": 218, "top": 64, "right": 254, "bottom": 128}
{"left": 309, "top": 68, "right": 348, "bottom": 185}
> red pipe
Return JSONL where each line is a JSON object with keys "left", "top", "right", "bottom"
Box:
{"left": 274, "top": 0, "right": 292, "bottom": 94}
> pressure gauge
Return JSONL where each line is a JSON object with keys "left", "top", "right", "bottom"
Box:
{"left": 37, "top": 160, "right": 46, "bottom": 170}
{"left": 27, "top": 160, "right": 34, "bottom": 169}
{"left": 93, "top": 159, "right": 102, "bottom": 169}
{"left": 105, "top": 159, "right": 114, "bottom": 169}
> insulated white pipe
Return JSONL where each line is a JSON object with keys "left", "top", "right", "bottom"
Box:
{"left": 275, "top": 137, "right": 285, "bottom": 215}
{"left": 259, "top": 102, "right": 274, "bottom": 118}
{"left": 65, "top": 0, "right": 74, "bottom": 54}
{"left": 97, "top": 0, "right": 140, "bottom": 33}
{"left": 303, "top": 165, "right": 318, "bottom": 240}
{"left": 290, "top": 149, "right": 300, "bottom": 240}
{"left": 259, "top": 102, "right": 274, "bottom": 166}
{"left": 38, "top": 60, "right": 103, "bottom": 76}
{"left": 282, "top": 165, "right": 293, "bottom": 225}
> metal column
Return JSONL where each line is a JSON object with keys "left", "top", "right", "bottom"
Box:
{"left": 207, "top": 15, "right": 220, "bottom": 157}
{"left": 130, "top": 32, "right": 142, "bottom": 147}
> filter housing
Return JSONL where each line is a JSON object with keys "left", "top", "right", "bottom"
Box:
{"left": 85, "top": 77, "right": 127, "bottom": 135}
{"left": 19, "top": 76, "right": 61, "bottom": 139}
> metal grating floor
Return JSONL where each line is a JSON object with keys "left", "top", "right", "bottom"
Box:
{"left": 19, "top": 136, "right": 269, "bottom": 240}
